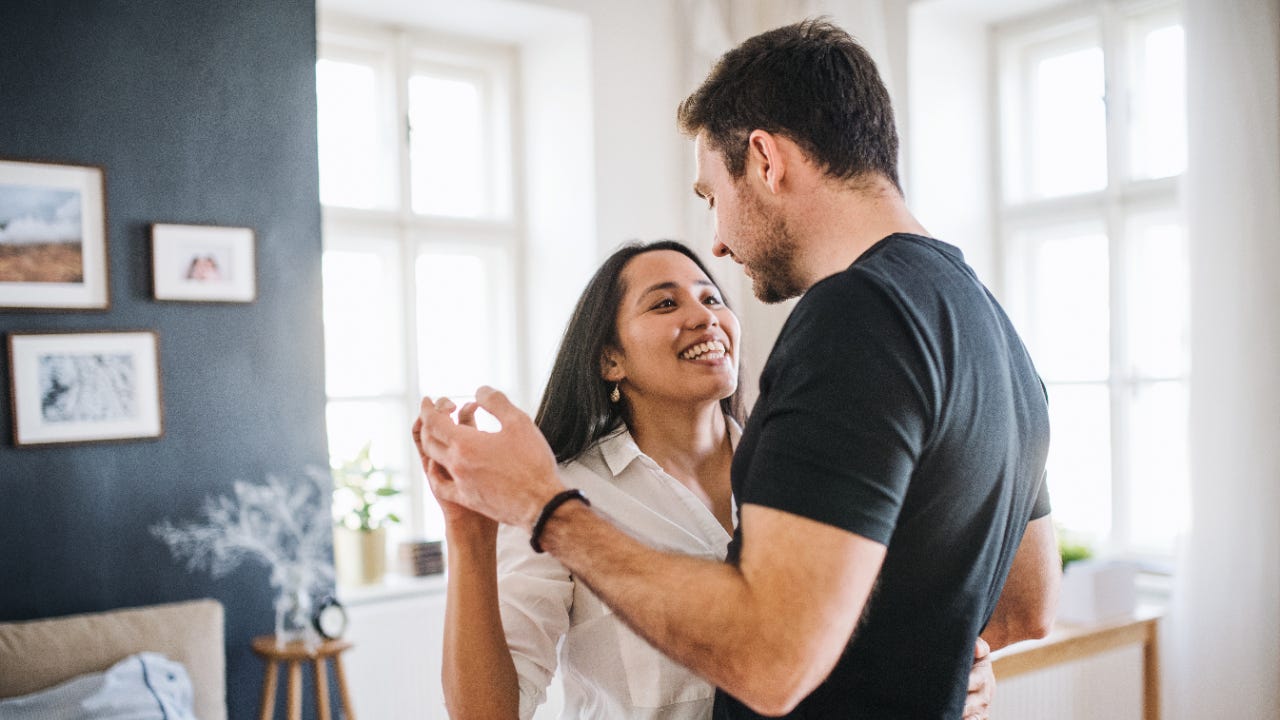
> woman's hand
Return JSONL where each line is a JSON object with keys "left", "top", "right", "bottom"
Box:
{"left": 413, "top": 398, "right": 497, "bottom": 537}
{"left": 963, "top": 637, "right": 994, "bottom": 719}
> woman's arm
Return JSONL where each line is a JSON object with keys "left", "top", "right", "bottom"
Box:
{"left": 441, "top": 519, "right": 521, "bottom": 720}
{"left": 418, "top": 400, "right": 566, "bottom": 720}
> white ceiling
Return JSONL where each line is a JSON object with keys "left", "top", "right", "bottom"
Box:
{"left": 912, "top": 0, "right": 1074, "bottom": 23}
{"left": 317, "top": 0, "right": 583, "bottom": 41}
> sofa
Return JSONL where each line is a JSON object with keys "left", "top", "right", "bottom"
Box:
{"left": 0, "top": 598, "right": 226, "bottom": 720}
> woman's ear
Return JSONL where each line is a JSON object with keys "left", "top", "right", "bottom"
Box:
{"left": 600, "top": 347, "right": 625, "bottom": 383}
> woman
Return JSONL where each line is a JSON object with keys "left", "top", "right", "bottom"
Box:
{"left": 414, "top": 241, "right": 993, "bottom": 719}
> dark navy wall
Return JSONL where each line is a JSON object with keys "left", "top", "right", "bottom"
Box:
{"left": 0, "top": 1, "right": 328, "bottom": 717}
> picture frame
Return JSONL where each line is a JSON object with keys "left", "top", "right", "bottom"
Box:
{"left": 0, "top": 158, "right": 109, "bottom": 310}
{"left": 151, "top": 223, "right": 256, "bottom": 303}
{"left": 8, "top": 330, "right": 163, "bottom": 447}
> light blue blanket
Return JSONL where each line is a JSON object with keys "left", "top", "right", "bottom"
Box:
{"left": 0, "top": 652, "right": 195, "bottom": 720}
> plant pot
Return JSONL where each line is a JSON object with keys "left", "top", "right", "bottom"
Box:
{"left": 1057, "top": 559, "right": 1138, "bottom": 624}
{"left": 334, "top": 526, "right": 387, "bottom": 586}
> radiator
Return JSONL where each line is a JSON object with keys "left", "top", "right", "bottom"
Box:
{"left": 343, "top": 590, "right": 448, "bottom": 719}
{"left": 343, "top": 588, "right": 1146, "bottom": 720}
{"left": 993, "top": 644, "right": 1145, "bottom": 719}
{"left": 341, "top": 587, "right": 567, "bottom": 719}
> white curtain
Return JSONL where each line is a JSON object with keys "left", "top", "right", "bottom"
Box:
{"left": 1170, "top": 1, "right": 1280, "bottom": 717}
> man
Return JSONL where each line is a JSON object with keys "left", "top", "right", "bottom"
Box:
{"left": 418, "top": 19, "right": 1059, "bottom": 719}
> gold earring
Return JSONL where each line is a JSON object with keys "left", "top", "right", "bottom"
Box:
{"left": 610, "top": 383, "right": 621, "bottom": 403}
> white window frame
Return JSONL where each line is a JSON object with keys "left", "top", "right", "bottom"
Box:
{"left": 319, "top": 14, "right": 526, "bottom": 543}
{"left": 993, "top": 0, "right": 1187, "bottom": 566}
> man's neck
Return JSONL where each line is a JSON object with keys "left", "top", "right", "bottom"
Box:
{"left": 790, "top": 176, "right": 929, "bottom": 289}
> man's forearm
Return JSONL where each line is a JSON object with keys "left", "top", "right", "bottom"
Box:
{"left": 982, "top": 515, "right": 1060, "bottom": 651}
{"left": 537, "top": 501, "right": 884, "bottom": 715}
{"left": 538, "top": 502, "right": 764, "bottom": 691}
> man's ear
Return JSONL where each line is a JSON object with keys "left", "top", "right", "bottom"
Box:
{"left": 746, "top": 129, "right": 787, "bottom": 194}
{"left": 600, "top": 347, "right": 625, "bottom": 383}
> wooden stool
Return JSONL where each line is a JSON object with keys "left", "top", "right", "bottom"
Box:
{"left": 252, "top": 635, "right": 355, "bottom": 720}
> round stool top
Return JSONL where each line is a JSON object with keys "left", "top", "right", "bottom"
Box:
{"left": 251, "top": 635, "right": 352, "bottom": 661}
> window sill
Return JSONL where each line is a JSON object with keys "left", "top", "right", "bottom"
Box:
{"left": 337, "top": 572, "right": 446, "bottom": 608}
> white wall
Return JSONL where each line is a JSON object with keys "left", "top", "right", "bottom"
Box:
{"left": 529, "top": 0, "right": 690, "bottom": 255}
{"left": 907, "top": 2, "right": 995, "bottom": 284}
{"left": 520, "top": 0, "right": 693, "bottom": 400}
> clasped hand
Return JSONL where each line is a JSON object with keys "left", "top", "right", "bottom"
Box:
{"left": 412, "top": 386, "right": 565, "bottom": 532}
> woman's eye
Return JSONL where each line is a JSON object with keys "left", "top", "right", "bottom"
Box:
{"left": 704, "top": 295, "right": 722, "bottom": 305}
{"left": 651, "top": 298, "right": 676, "bottom": 310}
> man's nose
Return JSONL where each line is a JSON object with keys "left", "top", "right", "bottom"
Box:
{"left": 711, "top": 240, "right": 731, "bottom": 258}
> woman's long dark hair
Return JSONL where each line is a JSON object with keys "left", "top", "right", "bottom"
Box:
{"left": 534, "top": 240, "right": 745, "bottom": 464}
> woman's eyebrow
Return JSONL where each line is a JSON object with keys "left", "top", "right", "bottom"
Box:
{"left": 637, "top": 279, "right": 715, "bottom": 302}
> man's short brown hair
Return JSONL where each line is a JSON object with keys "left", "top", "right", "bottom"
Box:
{"left": 677, "top": 18, "right": 900, "bottom": 190}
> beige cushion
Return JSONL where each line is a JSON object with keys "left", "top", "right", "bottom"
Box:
{"left": 0, "top": 599, "right": 225, "bottom": 720}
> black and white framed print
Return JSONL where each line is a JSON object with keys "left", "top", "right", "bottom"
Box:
{"left": 8, "top": 331, "right": 163, "bottom": 447}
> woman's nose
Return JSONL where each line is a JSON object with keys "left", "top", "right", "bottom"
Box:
{"left": 685, "top": 302, "right": 719, "bottom": 328}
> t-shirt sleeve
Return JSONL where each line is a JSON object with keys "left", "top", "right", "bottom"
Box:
{"left": 739, "top": 276, "right": 935, "bottom": 546}
{"left": 1030, "top": 469, "right": 1052, "bottom": 520}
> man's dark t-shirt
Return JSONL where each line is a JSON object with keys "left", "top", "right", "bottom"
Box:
{"left": 714, "top": 234, "right": 1051, "bottom": 719}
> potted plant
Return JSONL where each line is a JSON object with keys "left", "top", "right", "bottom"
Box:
{"left": 1055, "top": 527, "right": 1137, "bottom": 624}
{"left": 331, "top": 442, "right": 401, "bottom": 585}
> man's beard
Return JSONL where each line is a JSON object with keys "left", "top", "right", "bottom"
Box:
{"left": 742, "top": 194, "right": 807, "bottom": 303}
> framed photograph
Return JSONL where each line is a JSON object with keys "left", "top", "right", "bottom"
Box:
{"left": 8, "top": 331, "right": 163, "bottom": 447}
{"left": 0, "top": 159, "right": 109, "bottom": 310}
{"left": 151, "top": 223, "right": 256, "bottom": 302}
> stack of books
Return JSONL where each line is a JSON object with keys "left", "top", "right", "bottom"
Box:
{"left": 399, "top": 540, "right": 445, "bottom": 576}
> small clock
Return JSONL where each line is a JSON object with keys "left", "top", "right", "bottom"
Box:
{"left": 312, "top": 596, "right": 348, "bottom": 640}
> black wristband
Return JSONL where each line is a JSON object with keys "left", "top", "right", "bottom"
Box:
{"left": 529, "top": 489, "right": 590, "bottom": 554}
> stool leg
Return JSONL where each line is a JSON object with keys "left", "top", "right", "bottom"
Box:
{"left": 333, "top": 654, "right": 356, "bottom": 720}
{"left": 314, "top": 657, "right": 332, "bottom": 720}
{"left": 287, "top": 660, "right": 302, "bottom": 720}
{"left": 259, "top": 660, "right": 279, "bottom": 720}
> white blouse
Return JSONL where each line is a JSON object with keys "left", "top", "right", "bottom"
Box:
{"left": 496, "top": 422, "right": 739, "bottom": 720}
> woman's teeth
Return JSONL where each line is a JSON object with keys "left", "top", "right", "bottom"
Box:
{"left": 680, "top": 340, "right": 727, "bottom": 360}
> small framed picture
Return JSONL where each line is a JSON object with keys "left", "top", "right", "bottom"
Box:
{"left": 0, "top": 158, "right": 109, "bottom": 310}
{"left": 151, "top": 223, "right": 256, "bottom": 302}
{"left": 8, "top": 331, "right": 163, "bottom": 447}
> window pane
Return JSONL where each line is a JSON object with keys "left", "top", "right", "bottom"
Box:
{"left": 1128, "top": 22, "right": 1186, "bottom": 180}
{"left": 1125, "top": 215, "right": 1188, "bottom": 378}
{"left": 1126, "top": 381, "right": 1189, "bottom": 552}
{"left": 326, "top": 399, "right": 411, "bottom": 480}
{"left": 1030, "top": 45, "right": 1107, "bottom": 197}
{"left": 409, "top": 74, "right": 486, "bottom": 217}
{"left": 326, "top": 399, "right": 411, "bottom": 529}
{"left": 316, "top": 58, "right": 396, "bottom": 209}
{"left": 322, "top": 244, "right": 406, "bottom": 397}
{"left": 416, "top": 252, "right": 514, "bottom": 396}
{"left": 1023, "top": 228, "right": 1110, "bottom": 381}
{"left": 1044, "top": 383, "right": 1112, "bottom": 541}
